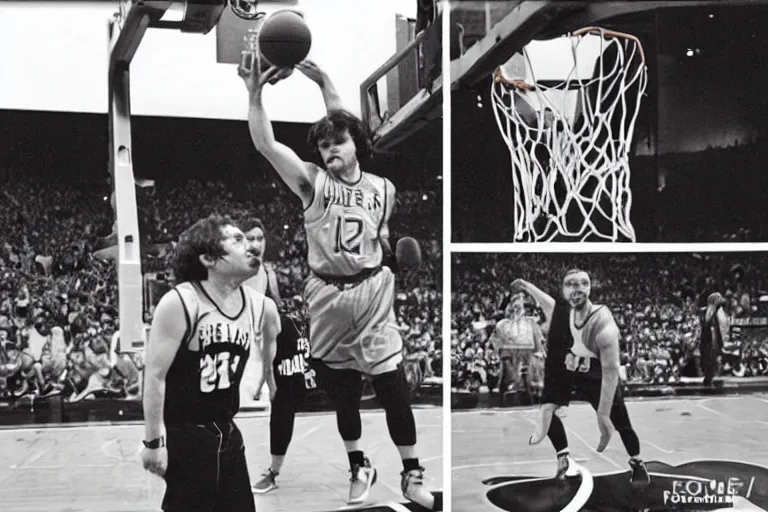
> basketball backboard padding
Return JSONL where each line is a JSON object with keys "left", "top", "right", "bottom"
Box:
{"left": 451, "top": 1, "right": 583, "bottom": 90}
{"left": 452, "top": 0, "right": 768, "bottom": 91}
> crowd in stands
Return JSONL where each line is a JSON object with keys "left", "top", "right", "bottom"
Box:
{"left": 452, "top": 253, "right": 768, "bottom": 392}
{"left": 0, "top": 176, "right": 441, "bottom": 403}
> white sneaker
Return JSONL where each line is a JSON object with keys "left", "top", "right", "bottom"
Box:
{"left": 348, "top": 458, "right": 377, "bottom": 505}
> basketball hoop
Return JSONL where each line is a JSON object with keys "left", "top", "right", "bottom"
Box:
{"left": 229, "top": 0, "right": 266, "bottom": 21}
{"left": 491, "top": 27, "right": 648, "bottom": 242}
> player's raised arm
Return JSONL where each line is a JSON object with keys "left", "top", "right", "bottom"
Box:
{"left": 296, "top": 60, "right": 344, "bottom": 112}
{"left": 241, "top": 63, "right": 319, "bottom": 208}
{"left": 261, "top": 297, "right": 281, "bottom": 401}
{"left": 512, "top": 279, "right": 556, "bottom": 320}
{"left": 595, "top": 322, "right": 621, "bottom": 452}
{"left": 141, "top": 290, "right": 186, "bottom": 476}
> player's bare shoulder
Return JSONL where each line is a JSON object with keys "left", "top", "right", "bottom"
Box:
{"left": 597, "top": 304, "right": 619, "bottom": 328}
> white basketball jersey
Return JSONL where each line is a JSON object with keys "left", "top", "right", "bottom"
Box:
{"left": 569, "top": 305, "right": 614, "bottom": 359}
{"left": 242, "top": 265, "right": 268, "bottom": 295}
{"left": 304, "top": 169, "right": 394, "bottom": 277}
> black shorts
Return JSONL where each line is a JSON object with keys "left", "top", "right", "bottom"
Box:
{"left": 273, "top": 375, "right": 310, "bottom": 408}
{"left": 309, "top": 359, "right": 366, "bottom": 403}
{"left": 162, "top": 421, "right": 254, "bottom": 512}
{"left": 541, "top": 355, "right": 624, "bottom": 409}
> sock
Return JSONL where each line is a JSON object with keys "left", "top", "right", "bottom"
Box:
{"left": 348, "top": 450, "right": 365, "bottom": 469}
{"left": 557, "top": 449, "right": 570, "bottom": 458}
{"left": 403, "top": 458, "right": 421, "bottom": 472}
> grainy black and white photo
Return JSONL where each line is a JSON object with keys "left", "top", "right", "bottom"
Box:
{"left": 451, "top": 251, "right": 768, "bottom": 511}
{"left": 0, "top": 1, "right": 443, "bottom": 510}
{"left": 450, "top": 1, "right": 768, "bottom": 243}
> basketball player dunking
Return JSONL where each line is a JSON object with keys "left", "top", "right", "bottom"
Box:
{"left": 489, "top": 293, "right": 545, "bottom": 406}
{"left": 240, "top": 61, "right": 436, "bottom": 509}
{"left": 512, "top": 270, "right": 650, "bottom": 487}
{"left": 141, "top": 214, "right": 280, "bottom": 512}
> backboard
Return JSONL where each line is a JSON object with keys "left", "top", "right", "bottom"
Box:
{"left": 360, "top": 15, "right": 442, "bottom": 154}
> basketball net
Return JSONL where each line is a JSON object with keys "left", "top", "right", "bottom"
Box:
{"left": 491, "top": 27, "right": 648, "bottom": 242}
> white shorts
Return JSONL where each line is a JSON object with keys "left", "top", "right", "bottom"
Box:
{"left": 304, "top": 267, "right": 403, "bottom": 375}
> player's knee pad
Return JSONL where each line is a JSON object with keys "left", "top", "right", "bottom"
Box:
{"left": 371, "top": 368, "right": 417, "bottom": 446}
{"left": 333, "top": 392, "right": 362, "bottom": 441}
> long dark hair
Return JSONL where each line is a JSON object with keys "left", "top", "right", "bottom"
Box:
{"left": 307, "top": 109, "right": 373, "bottom": 165}
{"left": 171, "top": 214, "right": 233, "bottom": 284}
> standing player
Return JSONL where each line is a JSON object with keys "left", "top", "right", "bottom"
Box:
{"left": 512, "top": 270, "right": 650, "bottom": 486}
{"left": 240, "top": 60, "right": 436, "bottom": 509}
{"left": 251, "top": 295, "right": 316, "bottom": 494}
{"left": 489, "top": 293, "right": 545, "bottom": 406}
{"left": 240, "top": 217, "right": 282, "bottom": 305}
{"left": 700, "top": 292, "right": 728, "bottom": 386}
{"left": 239, "top": 216, "right": 281, "bottom": 404}
{"left": 140, "top": 214, "right": 280, "bottom": 512}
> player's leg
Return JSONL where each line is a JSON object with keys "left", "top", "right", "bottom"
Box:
{"left": 310, "top": 360, "right": 375, "bottom": 504}
{"left": 214, "top": 422, "right": 256, "bottom": 512}
{"left": 161, "top": 425, "right": 222, "bottom": 512}
{"left": 252, "top": 383, "right": 300, "bottom": 494}
{"left": 534, "top": 357, "right": 576, "bottom": 479}
{"left": 581, "top": 371, "right": 650, "bottom": 487}
{"left": 530, "top": 359, "right": 571, "bottom": 446}
{"left": 609, "top": 400, "right": 649, "bottom": 487}
{"left": 497, "top": 357, "right": 513, "bottom": 406}
{"left": 371, "top": 365, "right": 436, "bottom": 509}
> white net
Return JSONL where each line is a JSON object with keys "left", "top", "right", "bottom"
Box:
{"left": 491, "top": 27, "right": 648, "bottom": 242}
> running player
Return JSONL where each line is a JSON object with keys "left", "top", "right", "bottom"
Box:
{"left": 512, "top": 270, "right": 650, "bottom": 487}
{"left": 141, "top": 214, "right": 280, "bottom": 512}
{"left": 240, "top": 60, "right": 436, "bottom": 509}
{"left": 489, "top": 293, "right": 545, "bottom": 406}
{"left": 251, "top": 295, "right": 315, "bottom": 494}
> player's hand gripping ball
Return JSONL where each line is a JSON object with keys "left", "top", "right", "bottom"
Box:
{"left": 396, "top": 237, "right": 422, "bottom": 271}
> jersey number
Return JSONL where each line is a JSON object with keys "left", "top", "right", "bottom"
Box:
{"left": 200, "top": 352, "right": 241, "bottom": 392}
{"left": 334, "top": 215, "right": 364, "bottom": 255}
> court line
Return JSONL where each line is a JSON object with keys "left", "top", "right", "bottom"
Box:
{"left": 452, "top": 458, "right": 589, "bottom": 472}
{"left": 695, "top": 399, "right": 729, "bottom": 418}
{"left": 9, "top": 446, "right": 51, "bottom": 469}
{"left": 517, "top": 415, "right": 623, "bottom": 471}
{"left": 562, "top": 424, "right": 623, "bottom": 471}
{"left": 481, "top": 461, "right": 593, "bottom": 512}
{"left": 644, "top": 440, "right": 675, "bottom": 454}
{"left": 10, "top": 463, "right": 116, "bottom": 470}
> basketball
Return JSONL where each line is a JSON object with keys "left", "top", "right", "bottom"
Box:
{"left": 258, "top": 10, "right": 312, "bottom": 68}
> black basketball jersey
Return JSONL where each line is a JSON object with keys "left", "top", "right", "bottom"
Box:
{"left": 274, "top": 314, "right": 315, "bottom": 390}
{"left": 547, "top": 299, "right": 574, "bottom": 363}
{"left": 163, "top": 282, "right": 265, "bottom": 426}
{"left": 700, "top": 307, "right": 724, "bottom": 351}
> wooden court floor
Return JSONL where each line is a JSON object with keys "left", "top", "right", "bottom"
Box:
{"left": 0, "top": 407, "right": 443, "bottom": 512}
{"left": 452, "top": 394, "right": 768, "bottom": 512}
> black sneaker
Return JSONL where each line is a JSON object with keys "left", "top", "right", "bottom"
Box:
{"left": 555, "top": 452, "right": 579, "bottom": 480}
{"left": 629, "top": 457, "right": 650, "bottom": 488}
